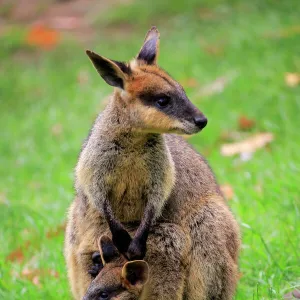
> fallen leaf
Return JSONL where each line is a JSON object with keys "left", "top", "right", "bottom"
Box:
{"left": 49, "top": 16, "right": 82, "bottom": 30}
{"left": 294, "top": 290, "right": 300, "bottom": 299}
{"left": 264, "top": 25, "right": 300, "bottom": 39}
{"left": 6, "top": 240, "right": 31, "bottom": 263}
{"left": 26, "top": 24, "right": 60, "bottom": 49}
{"left": 196, "top": 71, "right": 238, "bottom": 98}
{"left": 220, "top": 184, "right": 234, "bottom": 200}
{"left": 203, "top": 45, "right": 224, "bottom": 56}
{"left": 21, "top": 268, "right": 59, "bottom": 287}
{"left": 32, "top": 276, "right": 41, "bottom": 287}
{"left": 198, "top": 8, "right": 218, "bottom": 20}
{"left": 220, "top": 132, "right": 274, "bottom": 157}
{"left": 238, "top": 115, "right": 256, "bottom": 131}
{"left": 28, "top": 181, "right": 42, "bottom": 190}
{"left": 285, "top": 73, "right": 300, "bottom": 87}
{"left": 77, "top": 70, "right": 89, "bottom": 85}
{"left": 180, "top": 78, "right": 198, "bottom": 88}
{"left": 6, "top": 247, "right": 25, "bottom": 263}
{"left": 46, "top": 222, "right": 66, "bottom": 239}
{"left": 254, "top": 183, "right": 263, "bottom": 195}
{"left": 284, "top": 289, "right": 300, "bottom": 299}
{"left": 0, "top": 192, "right": 8, "bottom": 204}
{"left": 219, "top": 130, "right": 245, "bottom": 143}
{"left": 51, "top": 123, "right": 63, "bottom": 136}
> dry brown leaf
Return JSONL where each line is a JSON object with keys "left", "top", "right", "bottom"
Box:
{"left": 6, "top": 247, "right": 25, "bottom": 263}
{"left": 219, "top": 130, "right": 245, "bottom": 143}
{"left": 220, "top": 133, "right": 274, "bottom": 157}
{"left": 285, "top": 73, "right": 300, "bottom": 87}
{"left": 32, "top": 276, "right": 41, "bottom": 287}
{"left": 51, "top": 123, "right": 63, "bottom": 136}
{"left": 284, "top": 289, "right": 300, "bottom": 299}
{"left": 77, "top": 70, "right": 89, "bottom": 85}
{"left": 203, "top": 45, "right": 224, "bottom": 56}
{"left": 28, "top": 181, "right": 42, "bottom": 190}
{"left": 46, "top": 222, "right": 66, "bottom": 239}
{"left": 49, "top": 16, "right": 82, "bottom": 30}
{"left": 0, "top": 192, "right": 8, "bottom": 204}
{"left": 196, "top": 71, "right": 238, "bottom": 98}
{"left": 238, "top": 115, "right": 256, "bottom": 131}
{"left": 198, "top": 8, "right": 218, "bottom": 20}
{"left": 220, "top": 184, "right": 234, "bottom": 200}
{"left": 293, "top": 290, "right": 300, "bottom": 299}
{"left": 180, "top": 78, "right": 198, "bottom": 88}
{"left": 6, "top": 240, "right": 31, "bottom": 263}
{"left": 264, "top": 25, "right": 300, "bottom": 39}
{"left": 21, "top": 268, "right": 59, "bottom": 287}
{"left": 26, "top": 24, "right": 60, "bottom": 49}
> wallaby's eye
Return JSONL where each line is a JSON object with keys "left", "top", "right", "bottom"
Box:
{"left": 100, "top": 291, "right": 109, "bottom": 299}
{"left": 156, "top": 96, "right": 170, "bottom": 108}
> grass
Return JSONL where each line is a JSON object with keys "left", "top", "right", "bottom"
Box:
{"left": 0, "top": 0, "right": 300, "bottom": 299}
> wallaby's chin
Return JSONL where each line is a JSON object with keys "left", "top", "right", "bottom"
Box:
{"left": 134, "top": 125, "right": 201, "bottom": 135}
{"left": 177, "top": 122, "right": 203, "bottom": 135}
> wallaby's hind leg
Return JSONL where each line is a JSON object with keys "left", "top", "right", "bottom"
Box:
{"left": 141, "top": 223, "right": 191, "bottom": 300}
{"left": 186, "top": 199, "right": 240, "bottom": 300}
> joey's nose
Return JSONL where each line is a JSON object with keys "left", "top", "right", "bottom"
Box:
{"left": 194, "top": 115, "right": 208, "bottom": 129}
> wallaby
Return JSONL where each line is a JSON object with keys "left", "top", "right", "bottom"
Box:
{"left": 65, "top": 26, "right": 240, "bottom": 300}
{"left": 83, "top": 235, "right": 149, "bottom": 300}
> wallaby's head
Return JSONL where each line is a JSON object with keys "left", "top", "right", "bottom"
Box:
{"left": 86, "top": 26, "right": 207, "bottom": 135}
{"left": 83, "top": 235, "right": 149, "bottom": 300}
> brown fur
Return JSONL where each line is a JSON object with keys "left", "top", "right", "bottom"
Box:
{"left": 65, "top": 27, "right": 240, "bottom": 300}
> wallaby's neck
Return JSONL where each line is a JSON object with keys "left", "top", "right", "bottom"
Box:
{"left": 95, "top": 91, "right": 163, "bottom": 149}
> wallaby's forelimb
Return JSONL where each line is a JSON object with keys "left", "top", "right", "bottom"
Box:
{"left": 104, "top": 196, "right": 155, "bottom": 260}
{"left": 127, "top": 205, "right": 155, "bottom": 260}
{"left": 103, "top": 198, "right": 132, "bottom": 254}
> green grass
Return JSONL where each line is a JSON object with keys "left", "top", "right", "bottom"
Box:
{"left": 1, "top": 0, "right": 300, "bottom": 299}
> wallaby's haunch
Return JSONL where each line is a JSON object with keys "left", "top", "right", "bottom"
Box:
{"left": 83, "top": 235, "right": 149, "bottom": 300}
{"left": 65, "top": 26, "right": 240, "bottom": 299}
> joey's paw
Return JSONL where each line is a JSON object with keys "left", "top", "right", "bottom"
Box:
{"left": 112, "top": 229, "right": 132, "bottom": 254}
{"left": 127, "top": 239, "right": 147, "bottom": 260}
{"left": 88, "top": 252, "right": 103, "bottom": 278}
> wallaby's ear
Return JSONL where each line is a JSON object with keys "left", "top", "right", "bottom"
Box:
{"left": 98, "top": 235, "right": 120, "bottom": 264}
{"left": 121, "top": 260, "right": 149, "bottom": 288}
{"left": 137, "top": 26, "right": 160, "bottom": 65}
{"left": 86, "top": 50, "right": 128, "bottom": 89}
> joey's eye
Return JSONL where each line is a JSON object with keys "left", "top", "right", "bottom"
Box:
{"left": 100, "top": 291, "right": 109, "bottom": 299}
{"left": 156, "top": 97, "right": 170, "bottom": 108}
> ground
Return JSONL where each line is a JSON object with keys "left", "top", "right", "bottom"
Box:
{"left": 0, "top": 0, "right": 299, "bottom": 299}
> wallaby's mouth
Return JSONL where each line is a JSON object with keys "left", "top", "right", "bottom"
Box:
{"left": 178, "top": 115, "right": 208, "bottom": 135}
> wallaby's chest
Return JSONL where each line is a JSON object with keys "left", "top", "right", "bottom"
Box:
{"left": 77, "top": 134, "right": 173, "bottom": 222}
{"left": 108, "top": 153, "right": 150, "bottom": 221}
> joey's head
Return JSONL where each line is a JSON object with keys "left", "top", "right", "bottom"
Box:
{"left": 86, "top": 26, "right": 207, "bottom": 135}
{"left": 83, "top": 236, "right": 149, "bottom": 300}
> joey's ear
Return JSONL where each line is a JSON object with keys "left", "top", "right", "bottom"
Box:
{"left": 98, "top": 235, "right": 120, "bottom": 264}
{"left": 137, "top": 26, "right": 160, "bottom": 65}
{"left": 86, "top": 50, "right": 129, "bottom": 89}
{"left": 121, "top": 260, "right": 149, "bottom": 287}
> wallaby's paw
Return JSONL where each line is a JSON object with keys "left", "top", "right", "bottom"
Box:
{"left": 112, "top": 228, "right": 132, "bottom": 254}
{"left": 127, "top": 238, "right": 147, "bottom": 260}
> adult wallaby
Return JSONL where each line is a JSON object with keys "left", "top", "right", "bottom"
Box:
{"left": 65, "top": 26, "right": 240, "bottom": 299}
{"left": 83, "top": 235, "right": 149, "bottom": 300}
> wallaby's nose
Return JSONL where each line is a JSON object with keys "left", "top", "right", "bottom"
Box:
{"left": 193, "top": 115, "right": 208, "bottom": 129}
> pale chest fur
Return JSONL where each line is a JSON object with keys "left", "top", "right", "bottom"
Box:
{"left": 76, "top": 138, "right": 175, "bottom": 223}
{"left": 107, "top": 152, "right": 150, "bottom": 221}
